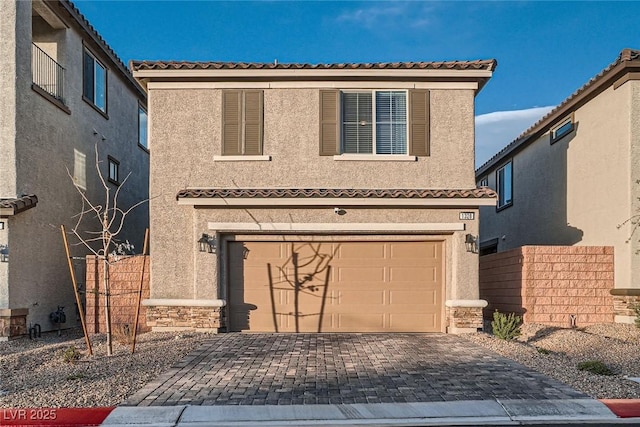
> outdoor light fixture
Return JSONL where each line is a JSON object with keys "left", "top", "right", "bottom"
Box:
{"left": 465, "top": 234, "right": 478, "bottom": 254}
{"left": 198, "top": 233, "right": 216, "bottom": 254}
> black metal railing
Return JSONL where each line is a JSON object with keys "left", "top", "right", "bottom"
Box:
{"left": 32, "top": 42, "right": 65, "bottom": 103}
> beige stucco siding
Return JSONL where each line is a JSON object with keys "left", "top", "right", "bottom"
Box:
{"left": 630, "top": 80, "right": 640, "bottom": 287}
{"left": 148, "top": 86, "right": 479, "bottom": 308}
{"left": 149, "top": 88, "right": 476, "bottom": 189}
{"left": 1, "top": 0, "right": 149, "bottom": 330}
{"left": 0, "top": 0, "right": 21, "bottom": 200}
{"left": 480, "top": 83, "right": 634, "bottom": 288}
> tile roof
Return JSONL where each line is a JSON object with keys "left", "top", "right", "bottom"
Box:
{"left": 476, "top": 48, "right": 640, "bottom": 176}
{"left": 0, "top": 195, "right": 38, "bottom": 216}
{"left": 177, "top": 188, "right": 497, "bottom": 200}
{"left": 58, "top": 0, "right": 146, "bottom": 99}
{"left": 132, "top": 59, "right": 497, "bottom": 72}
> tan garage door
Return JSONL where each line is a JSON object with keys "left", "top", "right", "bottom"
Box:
{"left": 228, "top": 240, "right": 443, "bottom": 333}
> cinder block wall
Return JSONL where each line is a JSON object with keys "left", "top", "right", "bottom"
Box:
{"left": 479, "top": 246, "right": 614, "bottom": 327}
{"left": 85, "top": 255, "right": 150, "bottom": 335}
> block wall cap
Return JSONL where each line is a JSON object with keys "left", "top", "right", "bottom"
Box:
{"left": 445, "top": 299, "right": 488, "bottom": 308}
{"left": 142, "top": 299, "right": 226, "bottom": 307}
{"left": 610, "top": 289, "right": 640, "bottom": 296}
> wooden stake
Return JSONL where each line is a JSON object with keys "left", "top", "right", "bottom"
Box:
{"left": 61, "top": 225, "right": 93, "bottom": 355}
{"left": 131, "top": 228, "right": 149, "bottom": 354}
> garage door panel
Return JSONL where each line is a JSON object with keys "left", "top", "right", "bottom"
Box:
{"left": 390, "top": 267, "right": 437, "bottom": 282}
{"left": 337, "top": 267, "right": 385, "bottom": 282}
{"left": 389, "top": 290, "right": 437, "bottom": 305}
{"left": 338, "top": 243, "right": 385, "bottom": 259}
{"left": 228, "top": 240, "right": 443, "bottom": 333}
{"left": 335, "top": 290, "right": 386, "bottom": 306}
{"left": 390, "top": 242, "right": 438, "bottom": 259}
{"left": 336, "top": 313, "right": 386, "bottom": 331}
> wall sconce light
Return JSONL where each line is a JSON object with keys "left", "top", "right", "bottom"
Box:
{"left": 198, "top": 233, "right": 216, "bottom": 254}
{"left": 465, "top": 234, "right": 478, "bottom": 254}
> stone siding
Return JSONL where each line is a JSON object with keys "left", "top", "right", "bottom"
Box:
{"left": 85, "top": 255, "right": 150, "bottom": 336}
{"left": 146, "top": 305, "right": 222, "bottom": 331}
{"left": 0, "top": 308, "right": 28, "bottom": 339}
{"left": 446, "top": 306, "right": 483, "bottom": 331}
{"left": 479, "top": 246, "right": 615, "bottom": 327}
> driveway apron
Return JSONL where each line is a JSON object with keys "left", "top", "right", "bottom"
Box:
{"left": 124, "top": 333, "right": 585, "bottom": 407}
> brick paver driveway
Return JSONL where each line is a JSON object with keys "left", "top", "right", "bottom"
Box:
{"left": 125, "top": 334, "right": 585, "bottom": 407}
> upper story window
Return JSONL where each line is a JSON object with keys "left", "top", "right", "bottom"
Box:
{"left": 138, "top": 106, "right": 148, "bottom": 149}
{"left": 550, "top": 115, "right": 574, "bottom": 144}
{"left": 342, "top": 91, "right": 407, "bottom": 155}
{"left": 108, "top": 156, "right": 120, "bottom": 185}
{"left": 479, "top": 176, "right": 488, "bottom": 187}
{"left": 221, "top": 90, "right": 263, "bottom": 156}
{"left": 83, "top": 49, "right": 107, "bottom": 113}
{"left": 319, "top": 89, "right": 430, "bottom": 158}
{"left": 496, "top": 160, "right": 513, "bottom": 210}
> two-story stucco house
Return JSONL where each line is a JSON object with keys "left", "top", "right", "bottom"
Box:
{"left": 132, "top": 59, "right": 497, "bottom": 334}
{"left": 0, "top": 0, "right": 149, "bottom": 339}
{"left": 476, "top": 49, "right": 640, "bottom": 297}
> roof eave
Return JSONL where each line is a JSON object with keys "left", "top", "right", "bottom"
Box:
{"left": 475, "top": 58, "right": 640, "bottom": 177}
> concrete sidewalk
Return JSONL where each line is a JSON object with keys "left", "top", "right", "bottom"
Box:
{"left": 101, "top": 398, "right": 634, "bottom": 426}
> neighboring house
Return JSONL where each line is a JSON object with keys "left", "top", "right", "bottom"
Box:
{"left": 0, "top": 0, "right": 149, "bottom": 339}
{"left": 476, "top": 49, "right": 640, "bottom": 292}
{"left": 132, "top": 59, "right": 497, "bottom": 334}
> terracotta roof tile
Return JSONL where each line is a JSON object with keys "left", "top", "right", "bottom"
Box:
{"left": 0, "top": 195, "right": 38, "bottom": 216}
{"left": 132, "top": 59, "right": 497, "bottom": 72}
{"left": 176, "top": 188, "right": 497, "bottom": 200}
{"left": 476, "top": 48, "right": 640, "bottom": 175}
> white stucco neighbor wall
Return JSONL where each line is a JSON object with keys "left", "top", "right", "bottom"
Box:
{"left": 480, "top": 82, "right": 634, "bottom": 289}
{"left": 1, "top": 0, "right": 149, "bottom": 332}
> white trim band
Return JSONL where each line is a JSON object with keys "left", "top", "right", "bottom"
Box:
{"left": 445, "top": 299, "right": 488, "bottom": 308}
{"left": 333, "top": 155, "right": 417, "bottom": 162}
{"left": 208, "top": 222, "right": 465, "bottom": 232}
{"left": 179, "top": 198, "right": 496, "bottom": 207}
{"left": 213, "top": 155, "right": 271, "bottom": 162}
{"left": 142, "top": 299, "right": 227, "bottom": 307}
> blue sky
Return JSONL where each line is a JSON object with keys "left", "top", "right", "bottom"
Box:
{"left": 74, "top": 1, "right": 640, "bottom": 166}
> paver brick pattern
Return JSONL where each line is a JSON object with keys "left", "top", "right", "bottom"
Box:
{"left": 124, "top": 334, "right": 585, "bottom": 406}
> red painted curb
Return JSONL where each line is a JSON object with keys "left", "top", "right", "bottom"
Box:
{"left": 0, "top": 408, "right": 115, "bottom": 426}
{"left": 600, "top": 399, "right": 640, "bottom": 418}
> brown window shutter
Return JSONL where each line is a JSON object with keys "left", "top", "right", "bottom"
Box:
{"left": 222, "top": 90, "right": 242, "bottom": 155}
{"left": 409, "top": 90, "right": 430, "bottom": 157}
{"left": 243, "top": 90, "right": 263, "bottom": 155}
{"left": 319, "top": 90, "right": 340, "bottom": 156}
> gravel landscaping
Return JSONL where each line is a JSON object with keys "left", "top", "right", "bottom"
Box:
{"left": 0, "top": 329, "right": 208, "bottom": 408}
{"left": 464, "top": 323, "right": 640, "bottom": 399}
{"left": 1, "top": 323, "right": 639, "bottom": 407}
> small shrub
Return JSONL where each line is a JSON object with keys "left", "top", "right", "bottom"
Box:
{"left": 66, "top": 373, "right": 86, "bottom": 380}
{"left": 632, "top": 304, "right": 640, "bottom": 329}
{"left": 536, "top": 347, "right": 551, "bottom": 355}
{"left": 491, "top": 310, "right": 522, "bottom": 340}
{"left": 113, "top": 323, "right": 133, "bottom": 345}
{"left": 62, "top": 346, "right": 81, "bottom": 364}
{"left": 576, "top": 360, "right": 614, "bottom": 376}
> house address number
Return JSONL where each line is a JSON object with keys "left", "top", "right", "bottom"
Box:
{"left": 459, "top": 212, "right": 475, "bottom": 220}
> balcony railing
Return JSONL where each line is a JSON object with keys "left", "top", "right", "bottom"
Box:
{"left": 32, "top": 42, "right": 65, "bottom": 103}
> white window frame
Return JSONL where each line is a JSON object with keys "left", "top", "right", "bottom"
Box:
{"left": 108, "top": 156, "right": 120, "bottom": 185}
{"left": 479, "top": 176, "right": 488, "bottom": 187}
{"left": 83, "top": 48, "right": 107, "bottom": 114}
{"left": 340, "top": 90, "right": 409, "bottom": 155}
{"left": 138, "top": 105, "right": 148, "bottom": 150}
{"left": 550, "top": 114, "right": 574, "bottom": 144}
{"left": 496, "top": 160, "right": 513, "bottom": 210}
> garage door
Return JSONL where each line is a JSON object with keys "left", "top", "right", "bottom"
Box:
{"left": 228, "top": 240, "right": 443, "bottom": 333}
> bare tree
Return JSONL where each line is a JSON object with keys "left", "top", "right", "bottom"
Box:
{"left": 66, "top": 143, "right": 147, "bottom": 356}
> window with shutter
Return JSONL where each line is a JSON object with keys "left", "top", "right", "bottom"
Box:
{"left": 222, "top": 90, "right": 263, "bottom": 156}
{"left": 331, "top": 90, "right": 425, "bottom": 157}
